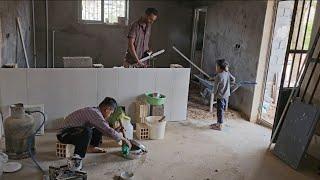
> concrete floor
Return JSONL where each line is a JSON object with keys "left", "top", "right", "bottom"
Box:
{"left": 1, "top": 110, "right": 319, "bottom": 180}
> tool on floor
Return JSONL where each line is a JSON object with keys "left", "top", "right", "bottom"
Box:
{"left": 48, "top": 165, "right": 87, "bottom": 180}
{"left": 119, "top": 171, "right": 134, "bottom": 180}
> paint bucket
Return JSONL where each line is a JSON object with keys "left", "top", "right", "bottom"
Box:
{"left": 146, "top": 116, "right": 167, "bottom": 140}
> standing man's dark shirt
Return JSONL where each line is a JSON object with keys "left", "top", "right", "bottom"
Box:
{"left": 125, "top": 18, "right": 152, "bottom": 64}
{"left": 123, "top": 8, "right": 158, "bottom": 67}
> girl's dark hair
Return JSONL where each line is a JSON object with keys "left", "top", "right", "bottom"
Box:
{"left": 216, "top": 59, "right": 228, "bottom": 71}
{"left": 99, "top": 97, "right": 117, "bottom": 110}
{"left": 145, "top": 8, "right": 159, "bottom": 16}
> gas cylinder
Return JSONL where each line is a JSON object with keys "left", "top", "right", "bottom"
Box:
{"left": 4, "top": 103, "right": 36, "bottom": 159}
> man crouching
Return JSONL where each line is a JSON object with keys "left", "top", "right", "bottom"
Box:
{"left": 57, "top": 97, "right": 132, "bottom": 171}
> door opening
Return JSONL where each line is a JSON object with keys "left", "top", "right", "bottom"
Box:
{"left": 260, "top": 0, "right": 318, "bottom": 127}
{"left": 190, "top": 7, "right": 207, "bottom": 75}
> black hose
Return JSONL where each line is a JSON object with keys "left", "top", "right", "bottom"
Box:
{"left": 25, "top": 110, "right": 46, "bottom": 173}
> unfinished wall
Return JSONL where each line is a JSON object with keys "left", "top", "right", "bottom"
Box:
{"left": 201, "top": 1, "right": 268, "bottom": 119}
{"left": 34, "top": 0, "right": 193, "bottom": 68}
{"left": 0, "top": 0, "right": 33, "bottom": 67}
{"left": 264, "top": 1, "right": 294, "bottom": 101}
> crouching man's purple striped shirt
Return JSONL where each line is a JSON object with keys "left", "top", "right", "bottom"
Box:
{"left": 60, "top": 107, "right": 121, "bottom": 142}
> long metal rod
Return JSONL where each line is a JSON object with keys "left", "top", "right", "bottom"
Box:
{"left": 288, "top": 0, "right": 306, "bottom": 87}
{"left": 268, "top": 26, "right": 320, "bottom": 150}
{"left": 32, "top": 0, "right": 37, "bottom": 68}
{"left": 52, "top": 30, "right": 55, "bottom": 68}
{"left": 296, "top": 0, "right": 312, "bottom": 76}
{"left": 303, "top": 49, "right": 320, "bottom": 102}
{"left": 279, "top": 0, "right": 299, "bottom": 89}
{"left": 309, "top": 59, "right": 320, "bottom": 103}
{"left": 45, "top": 0, "right": 49, "bottom": 68}
{"left": 173, "top": 46, "right": 211, "bottom": 79}
{"left": 16, "top": 17, "right": 30, "bottom": 68}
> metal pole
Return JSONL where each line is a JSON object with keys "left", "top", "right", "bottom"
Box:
{"left": 296, "top": 0, "right": 313, "bottom": 76}
{"left": 309, "top": 59, "right": 320, "bottom": 103}
{"left": 302, "top": 51, "right": 320, "bottom": 101}
{"left": 45, "top": 0, "right": 49, "bottom": 68}
{"left": 52, "top": 30, "right": 55, "bottom": 68}
{"left": 288, "top": 0, "right": 306, "bottom": 86}
{"left": 173, "top": 46, "right": 212, "bottom": 79}
{"left": 16, "top": 17, "right": 30, "bottom": 68}
{"left": 279, "top": 0, "right": 299, "bottom": 88}
{"left": 268, "top": 26, "right": 320, "bottom": 150}
{"left": 32, "top": 0, "right": 37, "bottom": 68}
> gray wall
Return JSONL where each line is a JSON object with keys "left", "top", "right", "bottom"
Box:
{"left": 34, "top": 0, "right": 193, "bottom": 68}
{"left": 201, "top": 1, "right": 268, "bottom": 119}
{"left": 0, "top": 0, "right": 33, "bottom": 67}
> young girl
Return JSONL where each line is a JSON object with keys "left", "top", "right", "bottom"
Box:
{"left": 210, "top": 59, "right": 235, "bottom": 131}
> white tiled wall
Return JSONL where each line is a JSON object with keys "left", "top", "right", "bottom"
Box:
{"left": 0, "top": 68, "right": 190, "bottom": 129}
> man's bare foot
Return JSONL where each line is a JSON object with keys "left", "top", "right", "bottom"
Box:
{"left": 87, "top": 146, "right": 107, "bottom": 153}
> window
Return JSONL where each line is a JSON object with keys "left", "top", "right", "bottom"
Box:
{"left": 80, "top": 0, "right": 129, "bottom": 25}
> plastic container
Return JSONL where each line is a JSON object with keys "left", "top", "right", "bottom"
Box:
{"left": 121, "top": 118, "right": 133, "bottom": 140}
{"left": 145, "top": 92, "right": 166, "bottom": 106}
{"left": 145, "top": 116, "right": 167, "bottom": 140}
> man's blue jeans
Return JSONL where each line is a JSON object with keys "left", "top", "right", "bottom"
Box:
{"left": 217, "top": 98, "right": 227, "bottom": 124}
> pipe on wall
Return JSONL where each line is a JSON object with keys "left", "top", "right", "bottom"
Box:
{"left": 45, "top": 0, "right": 48, "bottom": 68}
{"left": 32, "top": 0, "right": 37, "bottom": 68}
{"left": 52, "top": 30, "right": 55, "bottom": 68}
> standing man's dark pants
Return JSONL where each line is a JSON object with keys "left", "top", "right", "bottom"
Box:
{"left": 217, "top": 98, "right": 227, "bottom": 124}
{"left": 57, "top": 127, "right": 103, "bottom": 158}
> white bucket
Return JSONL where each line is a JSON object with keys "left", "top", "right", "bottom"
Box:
{"left": 145, "top": 116, "right": 167, "bottom": 140}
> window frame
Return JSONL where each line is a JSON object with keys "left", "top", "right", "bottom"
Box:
{"left": 78, "top": 0, "right": 129, "bottom": 26}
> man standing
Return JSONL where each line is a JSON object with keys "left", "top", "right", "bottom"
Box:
{"left": 57, "top": 97, "right": 131, "bottom": 171}
{"left": 123, "top": 8, "right": 158, "bottom": 68}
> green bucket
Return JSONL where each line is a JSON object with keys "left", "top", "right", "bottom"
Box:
{"left": 145, "top": 92, "right": 166, "bottom": 106}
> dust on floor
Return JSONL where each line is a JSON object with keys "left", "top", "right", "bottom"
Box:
{"left": 1, "top": 86, "right": 319, "bottom": 180}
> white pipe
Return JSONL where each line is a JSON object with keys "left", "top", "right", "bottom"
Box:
{"left": 140, "top": 49, "right": 165, "bottom": 62}
{"left": 173, "top": 46, "right": 211, "bottom": 79}
{"left": 32, "top": 0, "right": 37, "bottom": 68}
{"left": 52, "top": 30, "right": 55, "bottom": 68}
{"left": 45, "top": 0, "right": 48, "bottom": 68}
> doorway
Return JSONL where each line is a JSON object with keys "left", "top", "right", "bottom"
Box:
{"left": 260, "top": 0, "right": 318, "bottom": 127}
{"left": 190, "top": 7, "right": 207, "bottom": 75}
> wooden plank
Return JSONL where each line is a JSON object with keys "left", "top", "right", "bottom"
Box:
{"left": 16, "top": 17, "right": 30, "bottom": 68}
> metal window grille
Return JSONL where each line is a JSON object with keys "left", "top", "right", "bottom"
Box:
{"left": 81, "top": 0, "right": 128, "bottom": 25}
{"left": 82, "top": 0, "right": 101, "bottom": 21}
{"left": 280, "top": 0, "right": 318, "bottom": 88}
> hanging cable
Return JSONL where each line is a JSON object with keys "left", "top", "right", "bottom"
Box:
{"left": 25, "top": 110, "right": 46, "bottom": 173}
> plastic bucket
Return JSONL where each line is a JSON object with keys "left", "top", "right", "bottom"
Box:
{"left": 145, "top": 116, "right": 167, "bottom": 140}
